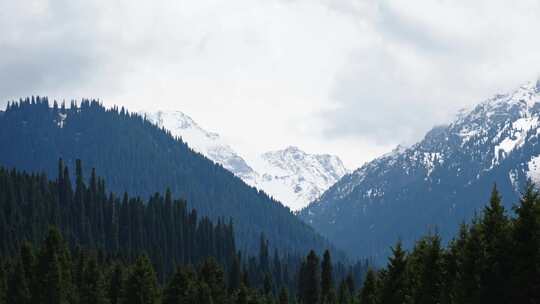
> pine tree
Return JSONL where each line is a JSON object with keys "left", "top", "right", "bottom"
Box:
{"left": 228, "top": 254, "right": 242, "bottom": 293}
{"left": 35, "top": 227, "right": 73, "bottom": 304}
{"left": 478, "top": 185, "right": 511, "bottom": 303}
{"left": 196, "top": 282, "right": 214, "bottom": 304}
{"left": 273, "top": 249, "right": 283, "bottom": 291}
{"left": 259, "top": 234, "right": 270, "bottom": 274}
{"left": 345, "top": 274, "right": 355, "bottom": 299}
{"left": 358, "top": 269, "right": 378, "bottom": 304}
{"left": 337, "top": 279, "right": 351, "bottom": 304}
{"left": 163, "top": 267, "right": 197, "bottom": 304}
{"left": 236, "top": 284, "right": 249, "bottom": 304}
{"left": 80, "top": 256, "right": 106, "bottom": 304}
{"left": 0, "top": 263, "right": 5, "bottom": 304}
{"left": 379, "top": 241, "right": 409, "bottom": 304}
{"left": 455, "top": 219, "right": 483, "bottom": 303}
{"left": 511, "top": 183, "right": 540, "bottom": 302}
{"left": 300, "top": 250, "right": 320, "bottom": 304}
{"left": 320, "top": 250, "right": 334, "bottom": 303}
{"left": 263, "top": 272, "right": 273, "bottom": 296}
{"left": 108, "top": 263, "right": 124, "bottom": 304}
{"left": 408, "top": 234, "right": 443, "bottom": 304}
{"left": 19, "top": 242, "right": 36, "bottom": 297}
{"left": 123, "top": 255, "right": 159, "bottom": 304}
{"left": 198, "top": 257, "right": 227, "bottom": 304}
{"left": 6, "top": 261, "right": 30, "bottom": 304}
{"left": 279, "top": 287, "right": 289, "bottom": 304}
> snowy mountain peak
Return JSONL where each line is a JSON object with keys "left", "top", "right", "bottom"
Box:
{"left": 141, "top": 110, "right": 348, "bottom": 211}
{"left": 251, "top": 146, "right": 349, "bottom": 210}
{"left": 299, "top": 77, "right": 540, "bottom": 259}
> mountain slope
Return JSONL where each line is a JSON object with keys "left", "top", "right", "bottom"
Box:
{"left": 300, "top": 78, "right": 540, "bottom": 261}
{"left": 142, "top": 110, "right": 348, "bottom": 211}
{"left": 0, "top": 99, "right": 334, "bottom": 255}
{"left": 141, "top": 110, "right": 257, "bottom": 181}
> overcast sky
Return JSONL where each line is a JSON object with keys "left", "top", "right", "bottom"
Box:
{"left": 1, "top": 0, "right": 540, "bottom": 168}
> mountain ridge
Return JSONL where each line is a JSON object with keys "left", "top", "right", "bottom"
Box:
{"left": 300, "top": 77, "right": 540, "bottom": 261}
{"left": 141, "top": 110, "right": 348, "bottom": 211}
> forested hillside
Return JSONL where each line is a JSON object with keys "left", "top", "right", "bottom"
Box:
{"left": 2, "top": 161, "right": 538, "bottom": 303}
{"left": 0, "top": 97, "right": 333, "bottom": 256}
{"left": 0, "top": 159, "right": 237, "bottom": 281}
{"left": 0, "top": 227, "right": 369, "bottom": 304}
{"left": 0, "top": 161, "right": 368, "bottom": 303}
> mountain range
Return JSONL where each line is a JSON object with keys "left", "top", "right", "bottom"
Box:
{"left": 141, "top": 110, "right": 348, "bottom": 211}
{"left": 300, "top": 78, "right": 540, "bottom": 261}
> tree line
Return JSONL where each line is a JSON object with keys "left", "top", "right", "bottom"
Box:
{"left": 0, "top": 160, "right": 368, "bottom": 303}
{"left": 0, "top": 226, "right": 368, "bottom": 304}
{"left": 357, "top": 185, "right": 540, "bottom": 304}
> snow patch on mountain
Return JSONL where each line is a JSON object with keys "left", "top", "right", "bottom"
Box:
{"left": 527, "top": 155, "right": 540, "bottom": 185}
{"left": 55, "top": 112, "right": 67, "bottom": 128}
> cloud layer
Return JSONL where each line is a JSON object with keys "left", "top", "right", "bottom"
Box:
{"left": 1, "top": 0, "right": 539, "bottom": 168}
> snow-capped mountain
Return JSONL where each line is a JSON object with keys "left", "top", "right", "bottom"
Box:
{"left": 248, "top": 146, "right": 348, "bottom": 211}
{"left": 141, "top": 111, "right": 347, "bottom": 210}
{"left": 299, "top": 78, "right": 540, "bottom": 261}
{"left": 141, "top": 111, "right": 257, "bottom": 181}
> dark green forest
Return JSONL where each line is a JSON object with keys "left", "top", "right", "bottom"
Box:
{"left": 0, "top": 227, "right": 365, "bottom": 304}
{"left": 0, "top": 160, "right": 367, "bottom": 303}
{"left": 0, "top": 97, "right": 334, "bottom": 255}
{"left": 2, "top": 164, "right": 540, "bottom": 303}
{"left": 358, "top": 185, "right": 540, "bottom": 304}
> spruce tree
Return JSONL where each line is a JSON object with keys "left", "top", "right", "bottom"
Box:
{"left": 198, "top": 257, "right": 227, "bottom": 304}
{"left": 263, "top": 272, "right": 273, "bottom": 296}
{"left": 379, "top": 241, "right": 409, "bottom": 304}
{"left": 236, "top": 284, "right": 249, "bottom": 304}
{"left": 455, "top": 219, "right": 483, "bottom": 303}
{"left": 320, "top": 250, "right": 334, "bottom": 303}
{"left": 6, "top": 261, "right": 30, "bottom": 304}
{"left": 228, "top": 254, "right": 242, "bottom": 293}
{"left": 408, "top": 234, "right": 443, "bottom": 304}
{"left": 358, "top": 269, "right": 378, "bottom": 304}
{"left": 0, "top": 263, "right": 5, "bottom": 304}
{"left": 35, "top": 227, "right": 73, "bottom": 304}
{"left": 345, "top": 274, "right": 355, "bottom": 298}
{"left": 479, "top": 185, "right": 511, "bottom": 303}
{"left": 443, "top": 223, "right": 465, "bottom": 303}
{"left": 196, "top": 282, "right": 214, "bottom": 304}
{"left": 108, "top": 263, "right": 124, "bottom": 304}
{"left": 273, "top": 249, "right": 283, "bottom": 291}
{"left": 19, "top": 242, "right": 36, "bottom": 297}
{"left": 80, "top": 256, "right": 106, "bottom": 304}
{"left": 259, "top": 234, "right": 270, "bottom": 274}
{"left": 301, "top": 250, "right": 320, "bottom": 304}
{"left": 279, "top": 287, "right": 289, "bottom": 304}
{"left": 163, "top": 267, "right": 197, "bottom": 304}
{"left": 511, "top": 183, "right": 540, "bottom": 302}
{"left": 337, "top": 279, "right": 351, "bottom": 304}
{"left": 123, "top": 255, "right": 159, "bottom": 304}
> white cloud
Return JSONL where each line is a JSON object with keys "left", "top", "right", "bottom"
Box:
{"left": 1, "top": 0, "right": 539, "bottom": 169}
